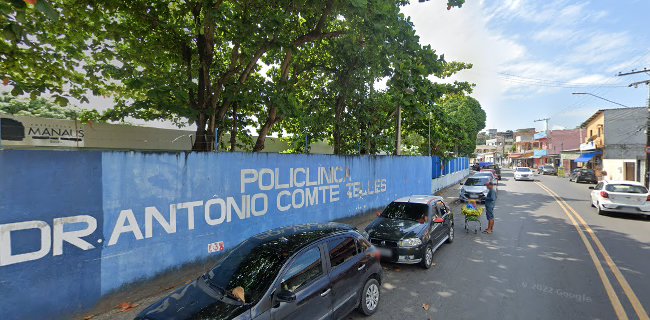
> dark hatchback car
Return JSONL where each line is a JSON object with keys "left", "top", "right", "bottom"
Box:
{"left": 365, "top": 195, "right": 453, "bottom": 269}
{"left": 135, "top": 223, "right": 383, "bottom": 320}
{"left": 569, "top": 168, "right": 598, "bottom": 184}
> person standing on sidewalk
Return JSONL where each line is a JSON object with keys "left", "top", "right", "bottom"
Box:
{"left": 483, "top": 182, "right": 497, "bottom": 234}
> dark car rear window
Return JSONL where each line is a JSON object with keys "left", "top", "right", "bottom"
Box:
{"left": 579, "top": 169, "right": 595, "bottom": 175}
{"left": 380, "top": 202, "right": 428, "bottom": 221}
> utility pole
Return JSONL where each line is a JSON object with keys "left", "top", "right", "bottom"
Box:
{"left": 428, "top": 111, "right": 431, "bottom": 157}
{"left": 534, "top": 118, "right": 550, "bottom": 134}
{"left": 395, "top": 105, "right": 402, "bottom": 155}
{"left": 534, "top": 118, "right": 550, "bottom": 165}
{"left": 618, "top": 68, "right": 650, "bottom": 187}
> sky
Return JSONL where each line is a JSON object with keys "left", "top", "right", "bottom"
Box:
{"left": 402, "top": 0, "right": 650, "bottom": 132}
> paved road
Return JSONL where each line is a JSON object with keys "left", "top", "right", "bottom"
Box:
{"left": 349, "top": 169, "right": 649, "bottom": 320}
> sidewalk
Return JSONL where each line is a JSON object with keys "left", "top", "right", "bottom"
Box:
{"left": 88, "top": 183, "right": 463, "bottom": 320}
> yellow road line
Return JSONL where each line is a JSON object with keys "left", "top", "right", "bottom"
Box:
{"left": 534, "top": 182, "right": 628, "bottom": 320}
{"left": 536, "top": 182, "right": 649, "bottom": 320}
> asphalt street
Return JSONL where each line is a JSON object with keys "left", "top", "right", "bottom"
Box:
{"left": 349, "top": 169, "right": 650, "bottom": 320}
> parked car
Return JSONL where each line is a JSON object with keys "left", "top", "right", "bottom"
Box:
{"left": 135, "top": 223, "right": 383, "bottom": 320}
{"left": 459, "top": 176, "right": 492, "bottom": 202}
{"left": 590, "top": 181, "right": 650, "bottom": 217}
{"left": 473, "top": 172, "right": 498, "bottom": 185}
{"left": 538, "top": 165, "right": 557, "bottom": 175}
{"left": 480, "top": 169, "right": 499, "bottom": 181}
{"left": 483, "top": 164, "right": 502, "bottom": 179}
{"left": 364, "top": 195, "right": 453, "bottom": 269}
{"left": 513, "top": 167, "right": 534, "bottom": 181}
{"left": 569, "top": 168, "right": 597, "bottom": 184}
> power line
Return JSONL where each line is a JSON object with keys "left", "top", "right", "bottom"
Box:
{"left": 497, "top": 73, "right": 627, "bottom": 88}
{"left": 551, "top": 49, "right": 650, "bottom": 118}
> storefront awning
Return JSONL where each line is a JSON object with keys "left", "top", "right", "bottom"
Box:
{"left": 574, "top": 151, "right": 602, "bottom": 163}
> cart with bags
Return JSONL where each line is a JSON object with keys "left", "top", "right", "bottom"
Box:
{"left": 461, "top": 202, "right": 483, "bottom": 233}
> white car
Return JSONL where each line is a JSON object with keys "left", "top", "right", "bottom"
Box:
{"left": 514, "top": 167, "right": 534, "bottom": 181}
{"left": 459, "top": 176, "right": 492, "bottom": 202}
{"left": 590, "top": 180, "right": 650, "bottom": 216}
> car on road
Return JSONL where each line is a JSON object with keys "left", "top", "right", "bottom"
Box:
{"left": 480, "top": 169, "right": 499, "bottom": 181}
{"left": 513, "top": 167, "right": 534, "bottom": 181}
{"left": 364, "top": 195, "right": 453, "bottom": 269}
{"left": 473, "top": 172, "right": 498, "bottom": 185}
{"left": 590, "top": 181, "right": 650, "bottom": 217}
{"left": 569, "top": 168, "right": 598, "bottom": 184}
{"left": 538, "top": 165, "right": 557, "bottom": 175}
{"left": 483, "top": 164, "right": 502, "bottom": 179}
{"left": 459, "top": 176, "right": 492, "bottom": 203}
{"left": 135, "top": 223, "right": 383, "bottom": 320}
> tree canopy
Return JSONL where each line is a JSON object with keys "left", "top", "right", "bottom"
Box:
{"left": 1, "top": 0, "right": 484, "bottom": 156}
{"left": 0, "top": 92, "right": 80, "bottom": 120}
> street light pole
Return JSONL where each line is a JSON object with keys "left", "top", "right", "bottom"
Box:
{"left": 395, "top": 87, "right": 414, "bottom": 156}
{"left": 615, "top": 69, "right": 650, "bottom": 187}
{"left": 395, "top": 104, "right": 402, "bottom": 155}
{"left": 534, "top": 118, "right": 550, "bottom": 166}
{"left": 428, "top": 111, "right": 431, "bottom": 157}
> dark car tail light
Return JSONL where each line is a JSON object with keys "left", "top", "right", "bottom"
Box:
{"left": 600, "top": 191, "right": 609, "bottom": 198}
{"left": 646, "top": 194, "right": 650, "bottom": 202}
{"left": 373, "top": 249, "right": 381, "bottom": 261}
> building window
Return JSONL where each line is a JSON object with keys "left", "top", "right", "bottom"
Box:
{"left": 589, "top": 129, "right": 593, "bottom": 137}
{"left": 597, "top": 127, "right": 601, "bottom": 137}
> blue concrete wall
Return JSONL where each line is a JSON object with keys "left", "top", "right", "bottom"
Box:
{"left": 0, "top": 150, "right": 438, "bottom": 319}
{"left": 0, "top": 150, "right": 104, "bottom": 320}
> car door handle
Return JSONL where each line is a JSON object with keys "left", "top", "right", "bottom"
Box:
{"left": 321, "top": 288, "right": 331, "bottom": 297}
{"left": 357, "top": 264, "right": 366, "bottom": 271}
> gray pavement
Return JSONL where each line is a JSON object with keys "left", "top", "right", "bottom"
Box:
{"left": 348, "top": 169, "right": 649, "bottom": 320}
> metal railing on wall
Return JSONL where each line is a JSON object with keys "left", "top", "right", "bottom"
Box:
{"left": 432, "top": 156, "right": 469, "bottom": 179}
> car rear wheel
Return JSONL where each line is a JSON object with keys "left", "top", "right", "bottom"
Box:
{"left": 358, "top": 278, "right": 380, "bottom": 316}
{"left": 446, "top": 224, "right": 454, "bottom": 243}
{"left": 596, "top": 202, "right": 604, "bottom": 215}
{"left": 420, "top": 243, "right": 434, "bottom": 269}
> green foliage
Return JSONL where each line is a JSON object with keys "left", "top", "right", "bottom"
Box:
{"left": 2, "top": 0, "right": 480, "bottom": 155}
{"left": 0, "top": 92, "right": 80, "bottom": 120}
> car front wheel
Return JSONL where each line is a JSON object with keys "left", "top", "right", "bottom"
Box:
{"left": 420, "top": 243, "right": 434, "bottom": 269}
{"left": 358, "top": 278, "right": 380, "bottom": 316}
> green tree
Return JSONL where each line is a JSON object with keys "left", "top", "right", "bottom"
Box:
{"left": 0, "top": 92, "right": 80, "bottom": 119}
{"left": 2, "top": 0, "right": 469, "bottom": 153}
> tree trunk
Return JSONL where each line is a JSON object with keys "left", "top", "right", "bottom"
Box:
{"left": 192, "top": 113, "right": 208, "bottom": 151}
{"left": 253, "top": 106, "right": 279, "bottom": 152}
{"left": 192, "top": 3, "right": 215, "bottom": 152}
